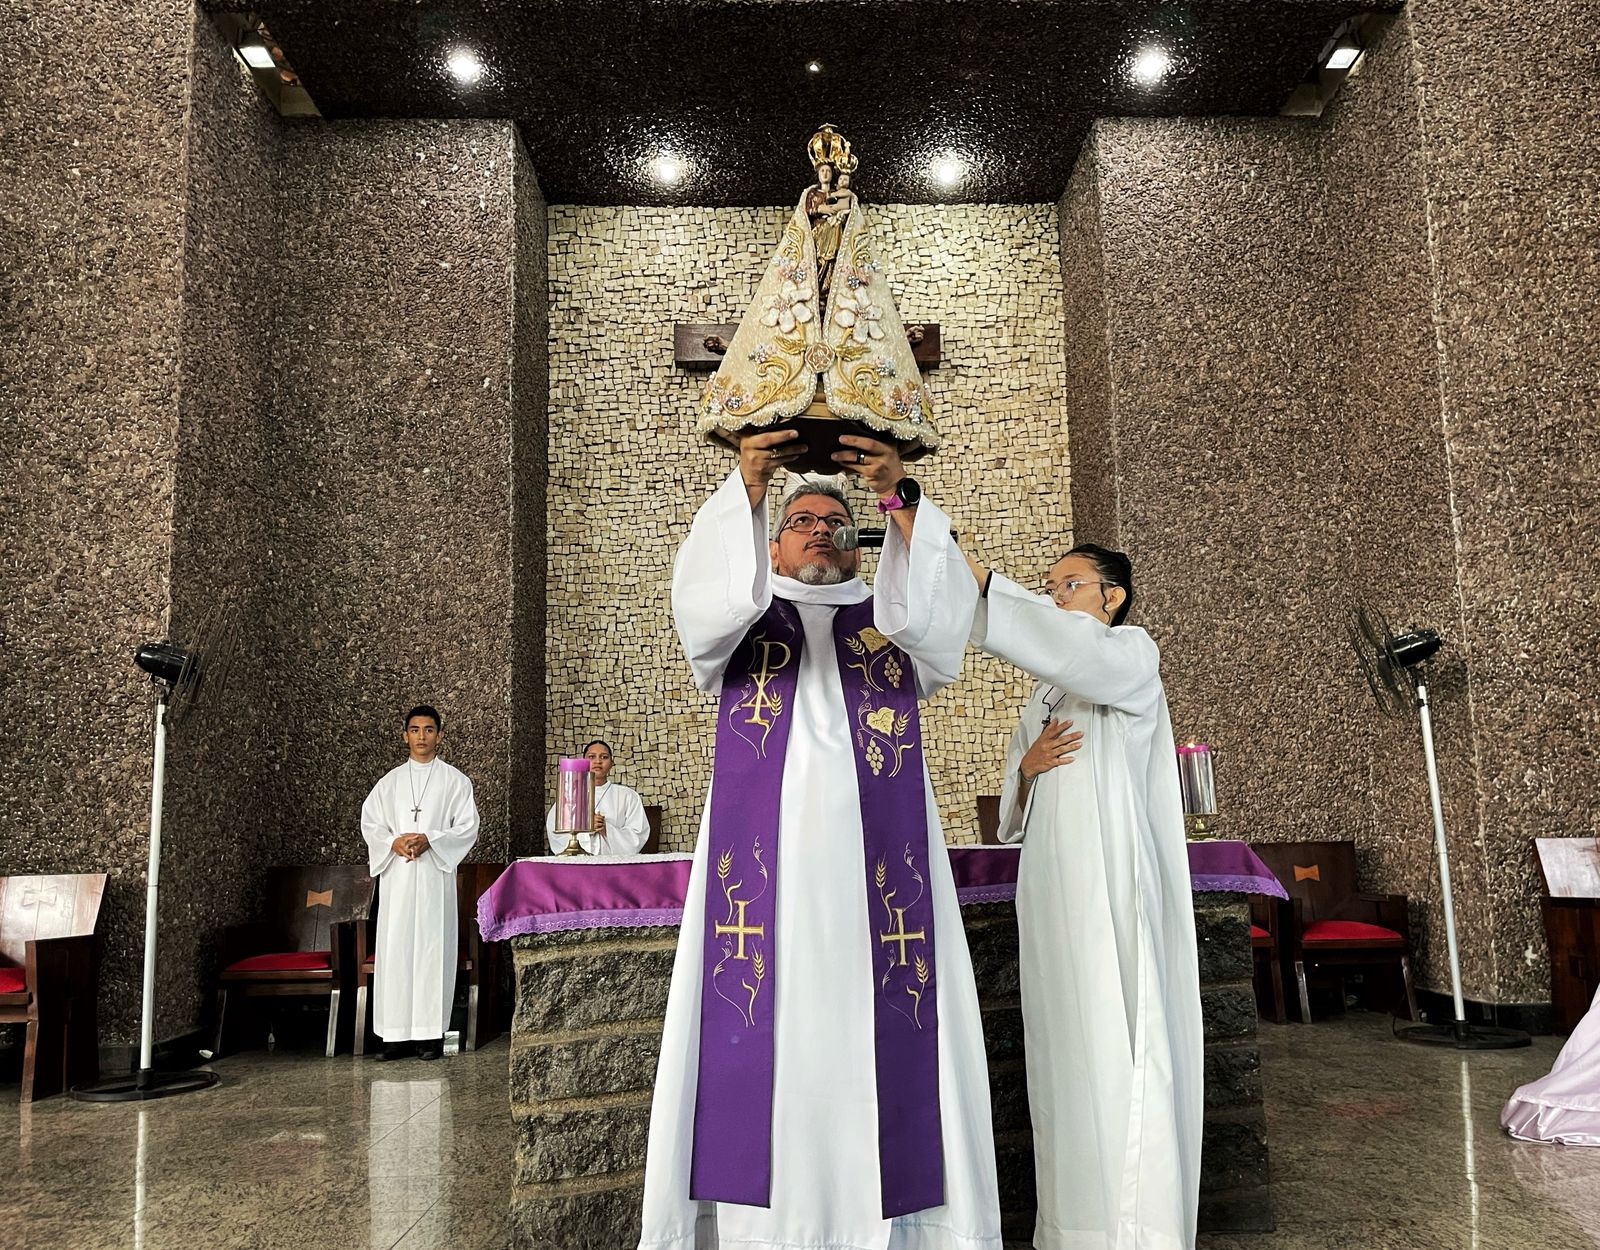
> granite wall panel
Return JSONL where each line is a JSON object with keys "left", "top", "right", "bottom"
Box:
{"left": 1401, "top": 0, "right": 1600, "bottom": 1000}
{"left": 1, "top": 0, "right": 208, "bottom": 1044}
{"left": 545, "top": 204, "right": 1069, "bottom": 852}
{"left": 264, "top": 118, "right": 532, "bottom": 869}
{"left": 1055, "top": 9, "right": 1597, "bottom": 1002}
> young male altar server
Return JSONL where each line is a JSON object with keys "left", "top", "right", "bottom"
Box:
{"left": 545, "top": 739, "right": 651, "bottom": 855}
{"left": 964, "top": 545, "right": 1202, "bottom": 1250}
{"left": 359, "top": 705, "right": 480, "bottom": 1061}
{"left": 639, "top": 429, "right": 1001, "bottom": 1250}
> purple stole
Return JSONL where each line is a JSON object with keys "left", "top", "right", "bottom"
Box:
{"left": 690, "top": 595, "right": 944, "bottom": 1218}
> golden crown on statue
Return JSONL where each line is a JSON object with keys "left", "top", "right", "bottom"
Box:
{"left": 808, "top": 124, "right": 858, "bottom": 176}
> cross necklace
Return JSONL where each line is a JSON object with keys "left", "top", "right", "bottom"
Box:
{"left": 407, "top": 759, "right": 438, "bottom": 823}
{"left": 1040, "top": 684, "right": 1069, "bottom": 729}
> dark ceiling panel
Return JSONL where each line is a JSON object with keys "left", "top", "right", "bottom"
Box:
{"left": 208, "top": 1, "right": 1376, "bottom": 204}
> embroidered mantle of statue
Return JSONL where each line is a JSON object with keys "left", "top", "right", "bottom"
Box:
{"left": 696, "top": 124, "right": 940, "bottom": 476}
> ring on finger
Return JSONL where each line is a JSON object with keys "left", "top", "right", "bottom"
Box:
{"left": 857, "top": 451, "right": 866, "bottom": 463}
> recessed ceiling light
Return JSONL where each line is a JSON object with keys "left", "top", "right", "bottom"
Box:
{"left": 1326, "top": 38, "right": 1362, "bottom": 71}
{"left": 238, "top": 41, "right": 276, "bottom": 70}
{"left": 931, "top": 154, "right": 966, "bottom": 189}
{"left": 447, "top": 48, "right": 485, "bottom": 85}
{"left": 650, "top": 154, "right": 685, "bottom": 186}
{"left": 806, "top": 61, "right": 823, "bottom": 74}
{"left": 1128, "top": 45, "right": 1171, "bottom": 86}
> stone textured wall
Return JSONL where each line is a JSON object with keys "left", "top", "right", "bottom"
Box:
{"left": 1055, "top": 8, "right": 1600, "bottom": 1004}
{"left": 1400, "top": 0, "right": 1600, "bottom": 1001}
{"left": 156, "top": 7, "right": 284, "bottom": 1042}
{"left": 545, "top": 204, "right": 1068, "bottom": 851}
{"left": 0, "top": 0, "right": 245, "bottom": 1043}
{"left": 0, "top": 6, "right": 547, "bottom": 1042}
{"left": 507, "top": 896, "right": 1270, "bottom": 1246}
{"left": 264, "top": 118, "right": 539, "bottom": 869}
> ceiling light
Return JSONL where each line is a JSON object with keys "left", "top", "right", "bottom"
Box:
{"left": 806, "top": 61, "right": 823, "bottom": 74}
{"left": 1128, "top": 45, "right": 1171, "bottom": 86}
{"left": 931, "top": 154, "right": 966, "bottom": 189}
{"left": 238, "top": 41, "right": 275, "bottom": 70}
{"left": 1326, "top": 37, "right": 1362, "bottom": 71}
{"left": 446, "top": 48, "right": 485, "bottom": 85}
{"left": 650, "top": 154, "right": 685, "bottom": 186}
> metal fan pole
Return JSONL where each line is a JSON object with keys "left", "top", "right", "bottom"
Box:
{"left": 72, "top": 691, "right": 221, "bottom": 1100}
{"left": 1394, "top": 681, "right": 1529, "bottom": 1050}
{"left": 136, "top": 696, "right": 169, "bottom": 1074}
{"left": 1416, "top": 682, "right": 1467, "bottom": 1028}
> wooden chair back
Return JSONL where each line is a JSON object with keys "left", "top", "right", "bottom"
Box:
{"left": 643, "top": 805, "right": 663, "bottom": 854}
{"left": 1249, "top": 841, "right": 1359, "bottom": 924}
{"left": 455, "top": 862, "right": 505, "bottom": 943}
{"left": 976, "top": 796, "right": 1001, "bottom": 846}
{"left": 0, "top": 874, "right": 107, "bottom": 968}
{"left": 259, "top": 865, "right": 373, "bottom": 953}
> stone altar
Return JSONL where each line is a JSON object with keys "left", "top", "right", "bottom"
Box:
{"left": 505, "top": 890, "right": 1272, "bottom": 1248}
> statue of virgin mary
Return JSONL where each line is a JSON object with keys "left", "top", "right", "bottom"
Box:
{"left": 695, "top": 125, "right": 939, "bottom": 476}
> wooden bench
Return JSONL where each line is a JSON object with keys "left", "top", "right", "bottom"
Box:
{"left": 643, "top": 804, "right": 663, "bottom": 854}
{"left": 214, "top": 865, "right": 373, "bottom": 1058}
{"left": 0, "top": 873, "right": 106, "bottom": 1101}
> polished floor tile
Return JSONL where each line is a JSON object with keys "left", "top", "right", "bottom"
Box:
{"left": 2, "top": 1015, "right": 1597, "bottom": 1249}
{"left": 1200, "top": 1012, "right": 1600, "bottom": 1250}
{"left": 0, "top": 1039, "right": 511, "bottom": 1250}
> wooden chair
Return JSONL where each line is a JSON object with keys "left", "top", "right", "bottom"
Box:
{"left": 0, "top": 874, "right": 106, "bottom": 1101}
{"left": 1250, "top": 840, "right": 1419, "bottom": 1023}
{"left": 977, "top": 795, "right": 1001, "bottom": 845}
{"left": 355, "top": 861, "right": 508, "bottom": 1055}
{"left": 1248, "top": 895, "right": 1287, "bottom": 1024}
{"left": 214, "top": 865, "right": 372, "bottom": 1058}
{"left": 1535, "top": 837, "right": 1600, "bottom": 1033}
{"left": 643, "top": 805, "right": 663, "bottom": 854}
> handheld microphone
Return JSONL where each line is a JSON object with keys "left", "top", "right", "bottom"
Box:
{"left": 832, "top": 526, "right": 887, "bottom": 551}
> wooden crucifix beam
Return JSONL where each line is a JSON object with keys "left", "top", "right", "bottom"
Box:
{"left": 673, "top": 323, "right": 941, "bottom": 371}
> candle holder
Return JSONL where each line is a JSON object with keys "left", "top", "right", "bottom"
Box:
{"left": 554, "top": 757, "right": 594, "bottom": 857}
{"left": 1176, "top": 742, "right": 1218, "bottom": 840}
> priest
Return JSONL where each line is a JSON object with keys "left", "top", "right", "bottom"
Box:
{"left": 638, "top": 429, "right": 1000, "bottom": 1250}
{"left": 546, "top": 739, "right": 651, "bottom": 855}
{"left": 359, "top": 705, "right": 480, "bottom": 1061}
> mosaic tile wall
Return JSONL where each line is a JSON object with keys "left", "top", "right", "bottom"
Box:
{"left": 545, "top": 204, "right": 1070, "bottom": 851}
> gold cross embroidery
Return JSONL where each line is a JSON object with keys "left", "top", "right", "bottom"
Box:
{"left": 879, "top": 906, "right": 926, "bottom": 967}
{"left": 714, "top": 896, "right": 766, "bottom": 961}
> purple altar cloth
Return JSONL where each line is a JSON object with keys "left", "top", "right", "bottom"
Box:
{"left": 477, "top": 840, "right": 1285, "bottom": 942}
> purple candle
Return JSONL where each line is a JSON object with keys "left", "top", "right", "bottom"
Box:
{"left": 556, "top": 757, "right": 593, "bottom": 833}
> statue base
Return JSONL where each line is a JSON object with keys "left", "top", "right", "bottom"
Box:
{"left": 715, "top": 414, "right": 929, "bottom": 478}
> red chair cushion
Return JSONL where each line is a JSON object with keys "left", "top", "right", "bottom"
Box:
{"left": 223, "top": 951, "right": 331, "bottom": 974}
{"left": 1250, "top": 925, "right": 1270, "bottom": 940}
{"left": 0, "top": 966, "right": 26, "bottom": 994}
{"left": 1303, "top": 919, "right": 1403, "bottom": 944}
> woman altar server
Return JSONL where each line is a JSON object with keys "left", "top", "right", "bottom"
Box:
{"left": 963, "top": 542, "right": 1203, "bottom": 1250}
{"left": 546, "top": 739, "right": 651, "bottom": 855}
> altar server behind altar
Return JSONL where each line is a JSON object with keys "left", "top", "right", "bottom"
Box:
{"left": 359, "top": 705, "right": 480, "bottom": 1061}
{"left": 639, "top": 429, "right": 1000, "bottom": 1250}
{"left": 546, "top": 739, "right": 651, "bottom": 855}
{"left": 964, "top": 544, "right": 1203, "bottom": 1250}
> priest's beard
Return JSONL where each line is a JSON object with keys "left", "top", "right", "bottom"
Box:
{"left": 793, "top": 560, "right": 850, "bottom": 585}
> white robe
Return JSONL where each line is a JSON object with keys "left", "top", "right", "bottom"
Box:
{"left": 640, "top": 468, "right": 1000, "bottom": 1250}
{"left": 973, "top": 574, "right": 1203, "bottom": 1250}
{"left": 360, "top": 757, "right": 480, "bottom": 1043}
{"left": 546, "top": 780, "right": 651, "bottom": 856}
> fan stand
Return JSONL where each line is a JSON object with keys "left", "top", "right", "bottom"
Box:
{"left": 1393, "top": 681, "right": 1529, "bottom": 1051}
{"left": 73, "top": 694, "right": 222, "bottom": 1101}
